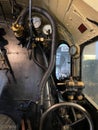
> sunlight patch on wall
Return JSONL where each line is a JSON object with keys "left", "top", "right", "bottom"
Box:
{"left": 83, "top": 55, "right": 96, "bottom": 60}
{"left": 83, "top": 0, "right": 98, "bottom": 11}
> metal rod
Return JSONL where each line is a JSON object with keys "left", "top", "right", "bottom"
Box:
{"left": 27, "top": 0, "right": 33, "bottom": 49}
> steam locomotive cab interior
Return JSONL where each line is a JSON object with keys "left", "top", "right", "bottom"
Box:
{"left": 0, "top": 0, "right": 98, "bottom": 130}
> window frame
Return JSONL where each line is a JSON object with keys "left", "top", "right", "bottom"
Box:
{"left": 55, "top": 40, "right": 71, "bottom": 81}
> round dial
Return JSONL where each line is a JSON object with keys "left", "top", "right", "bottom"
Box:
{"left": 32, "top": 16, "right": 41, "bottom": 29}
{"left": 43, "top": 24, "right": 52, "bottom": 35}
{"left": 69, "top": 45, "right": 78, "bottom": 56}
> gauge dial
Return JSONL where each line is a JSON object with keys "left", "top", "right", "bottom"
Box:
{"left": 43, "top": 24, "right": 52, "bottom": 35}
{"left": 32, "top": 16, "right": 41, "bottom": 29}
{"left": 69, "top": 45, "right": 79, "bottom": 56}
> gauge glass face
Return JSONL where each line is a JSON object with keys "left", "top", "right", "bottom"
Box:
{"left": 43, "top": 24, "right": 52, "bottom": 35}
{"left": 69, "top": 45, "right": 77, "bottom": 56}
{"left": 32, "top": 16, "right": 41, "bottom": 29}
{"left": 0, "top": 114, "right": 16, "bottom": 130}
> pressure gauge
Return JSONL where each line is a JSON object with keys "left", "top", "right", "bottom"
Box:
{"left": 43, "top": 24, "right": 52, "bottom": 35}
{"left": 69, "top": 44, "right": 80, "bottom": 56}
{"left": 32, "top": 16, "right": 41, "bottom": 29}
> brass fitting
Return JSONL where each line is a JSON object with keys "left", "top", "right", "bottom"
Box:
{"left": 32, "top": 43, "right": 36, "bottom": 48}
{"left": 77, "top": 94, "right": 83, "bottom": 100}
{"left": 35, "top": 37, "right": 44, "bottom": 42}
{"left": 68, "top": 95, "right": 74, "bottom": 100}
{"left": 11, "top": 23, "right": 24, "bottom": 37}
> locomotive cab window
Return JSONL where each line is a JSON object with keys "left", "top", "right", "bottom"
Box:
{"left": 82, "top": 40, "right": 98, "bottom": 106}
{"left": 56, "top": 42, "right": 71, "bottom": 80}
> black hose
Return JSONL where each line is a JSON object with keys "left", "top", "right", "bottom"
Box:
{"left": 32, "top": 47, "right": 47, "bottom": 71}
{"left": 15, "top": 6, "right": 56, "bottom": 106}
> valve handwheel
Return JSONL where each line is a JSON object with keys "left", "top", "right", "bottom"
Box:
{"left": 40, "top": 102, "right": 94, "bottom": 130}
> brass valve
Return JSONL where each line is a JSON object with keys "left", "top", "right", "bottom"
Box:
{"left": 11, "top": 23, "right": 24, "bottom": 37}
{"left": 57, "top": 77, "right": 84, "bottom": 88}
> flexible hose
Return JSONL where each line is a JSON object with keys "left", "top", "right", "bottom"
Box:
{"left": 14, "top": 6, "right": 56, "bottom": 106}
{"left": 32, "top": 47, "right": 47, "bottom": 71}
